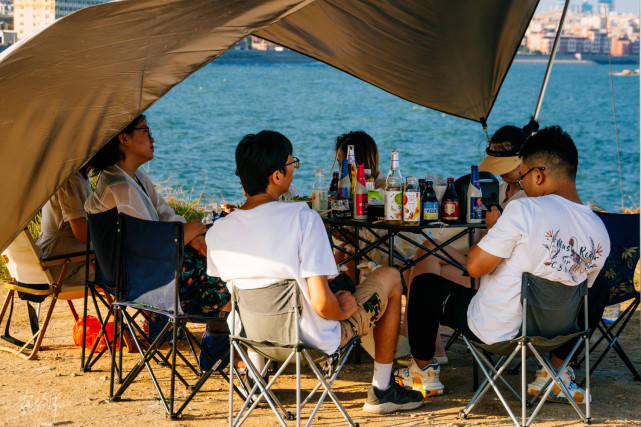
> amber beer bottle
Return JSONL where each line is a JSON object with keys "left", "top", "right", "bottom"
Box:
{"left": 440, "top": 177, "right": 459, "bottom": 223}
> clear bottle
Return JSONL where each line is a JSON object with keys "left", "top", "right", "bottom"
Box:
{"left": 353, "top": 164, "right": 368, "bottom": 220}
{"left": 347, "top": 144, "right": 357, "bottom": 195}
{"left": 364, "top": 168, "right": 375, "bottom": 191}
{"left": 440, "top": 177, "right": 460, "bottom": 223}
{"left": 422, "top": 178, "right": 440, "bottom": 223}
{"left": 403, "top": 177, "right": 421, "bottom": 225}
{"left": 384, "top": 149, "right": 403, "bottom": 224}
{"left": 312, "top": 168, "right": 328, "bottom": 212}
{"left": 467, "top": 165, "right": 483, "bottom": 223}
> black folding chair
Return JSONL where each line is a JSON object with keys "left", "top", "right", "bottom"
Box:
{"left": 577, "top": 212, "right": 641, "bottom": 381}
{"left": 108, "top": 212, "right": 232, "bottom": 419}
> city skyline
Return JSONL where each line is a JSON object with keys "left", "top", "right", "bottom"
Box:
{"left": 539, "top": 0, "right": 639, "bottom": 14}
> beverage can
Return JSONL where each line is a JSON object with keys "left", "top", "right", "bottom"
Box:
{"left": 384, "top": 190, "right": 403, "bottom": 221}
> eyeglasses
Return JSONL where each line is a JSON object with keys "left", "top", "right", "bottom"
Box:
{"left": 133, "top": 126, "right": 152, "bottom": 138}
{"left": 285, "top": 157, "right": 300, "bottom": 169}
{"left": 516, "top": 166, "right": 545, "bottom": 190}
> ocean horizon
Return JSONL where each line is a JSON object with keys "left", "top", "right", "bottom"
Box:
{"left": 143, "top": 58, "right": 639, "bottom": 212}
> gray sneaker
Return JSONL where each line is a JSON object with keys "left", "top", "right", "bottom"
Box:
{"left": 362, "top": 379, "right": 424, "bottom": 414}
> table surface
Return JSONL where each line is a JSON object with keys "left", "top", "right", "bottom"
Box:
{"left": 322, "top": 216, "right": 486, "bottom": 231}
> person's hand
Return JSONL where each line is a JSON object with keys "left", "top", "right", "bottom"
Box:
{"left": 221, "top": 203, "right": 237, "bottom": 214}
{"left": 189, "top": 235, "right": 207, "bottom": 257}
{"left": 335, "top": 290, "right": 358, "bottom": 320}
{"left": 485, "top": 206, "right": 501, "bottom": 230}
{"left": 184, "top": 218, "right": 207, "bottom": 245}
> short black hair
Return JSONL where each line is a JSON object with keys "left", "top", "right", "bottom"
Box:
{"left": 489, "top": 118, "right": 539, "bottom": 154}
{"left": 235, "top": 130, "right": 293, "bottom": 196}
{"left": 520, "top": 126, "right": 578, "bottom": 179}
{"left": 89, "top": 115, "right": 146, "bottom": 174}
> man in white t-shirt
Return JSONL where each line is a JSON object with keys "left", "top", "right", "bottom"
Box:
{"left": 206, "top": 130, "right": 423, "bottom": 414}
{"left": 397, "top": 126, "right": 610, "bottom": 405}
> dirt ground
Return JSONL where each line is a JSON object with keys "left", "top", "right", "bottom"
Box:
{"left": 0, "top": 287, "right": 640, "bottom": 427}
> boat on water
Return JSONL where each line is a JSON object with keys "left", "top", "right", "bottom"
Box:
{"left": 610, "top": 69, "right": 640, "bottom": 76}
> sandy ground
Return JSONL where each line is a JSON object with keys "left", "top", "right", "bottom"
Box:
{"left": 0, "top": 287, "right": 640, "bottom": 427}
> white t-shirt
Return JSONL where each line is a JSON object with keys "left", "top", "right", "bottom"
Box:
{"left": 206, "top": 201, "right": 340, "bottom": 354}
{"left": 468, "top": 194, "right": 610, "bottom": 344}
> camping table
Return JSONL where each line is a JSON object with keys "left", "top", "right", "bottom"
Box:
{"left": 323, "top": 216, "right": 485, "bottom": 289}
{"left": 324, "top": 216, "right": 486, "bottom": 387}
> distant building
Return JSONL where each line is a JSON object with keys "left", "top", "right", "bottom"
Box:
{"left": 55, "top": 0, "right": 105, "bottom": 19}
{"left": 611, "top": 36, "right": 631, "bottom": 55}
{"left": 13, "top": 0, "right": 107, "bottom": 40}
{"left": 0, "top": 29, "right": 16, "bottom": 45}
{"left": 598, "top": 0, "right": 614, "bottom": 13}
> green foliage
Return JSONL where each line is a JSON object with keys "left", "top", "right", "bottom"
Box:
{"left": 167, "top": 197, "right": 205, "bottom": 221}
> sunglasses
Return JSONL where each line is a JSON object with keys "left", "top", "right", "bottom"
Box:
{"left": 516, "top": 166, "right": 545, "bottom": 191}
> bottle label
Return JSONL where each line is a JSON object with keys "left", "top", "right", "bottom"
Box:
{"left": 441, "top": 201, "right": 459, "bottom": 220}
{"left": 354, "top": 193, "right": 368, "bottom": 218}
{"left": 403, "top": 192, "right": 421, "bottom": 223}
{"left": 422, "top": 201, "right": 439, "bottom": 221}
{"left": 469, "top": 196, "right": 483, "bottom": 222}
{"left": 384, "top": 190, "right": 403, "bottom": 221}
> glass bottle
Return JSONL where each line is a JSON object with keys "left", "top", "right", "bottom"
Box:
{"left": 328, "top": 172, "right": 339, "bottom": 197}
{"left": 403, "top": 177, "right": 421, "bottom": 225}
{"left": 467, "top": 165, "right": 483, "bottom": 223}
{"left": 422, "top": 178, "right": 440, "bottom": 223}
{"left": 347, "top": 144, "right": 357, "bottom": 195}
{"left": 440, "top": 177, "right": 459, "bottom": 223}
{"left": 338, "top": 159, "right": 351, "bottom": 198}
{"left": 384, "top": 149, "right": 403, "bottom": 224}
{"left": 312, "top": 168, "right": 328, "bottom": 212}
{"left": 353, "top": 164, "right": 368, "bottom": 220}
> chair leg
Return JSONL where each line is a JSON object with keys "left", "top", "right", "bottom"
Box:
{"left": 67, "top": 300, "right": 79, "bottom": 321}
{"left": 25, "top": 285, "right": 63, "bottom": 360}
{"left": 81, "top": 285, "right": 89, "bottom": 371}
{"left": 296, "top": 348, "right": 301, "bottom": 427}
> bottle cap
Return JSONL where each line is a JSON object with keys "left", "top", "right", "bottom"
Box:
{"left": 447, "top": 177, "right": 454, "bottom": 181}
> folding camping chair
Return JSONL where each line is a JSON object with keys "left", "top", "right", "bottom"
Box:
{"left": 229, "top": 279, "right": 360, "bottom": 427}
{"left": 81, "top": 208, "right": 129, "bottom": 374}
{"left": 0, "top": 229, "right": 88, "bottom": 360}
{"left": 576, "top": 212, "right": 641, "bottom": 381}
{"left": 108, "top": 212, "right": 232, "bottom": 419}
{"left": 459, "top": 273, "right": 591, "bottom": 427}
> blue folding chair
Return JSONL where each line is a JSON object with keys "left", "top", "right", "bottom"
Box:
{"left": 577, "top": 212, "right": 641, "bottom": 381}
{"left": 107, "top": 212, "right": 234, "bottom": 419}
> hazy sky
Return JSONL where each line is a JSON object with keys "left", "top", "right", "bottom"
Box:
{"left": 538, "top": 0, "right": 639, "bottom": 14}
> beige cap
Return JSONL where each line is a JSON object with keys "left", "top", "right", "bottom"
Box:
{"left": 478, "top": 155, "right": 521, "bottom": 176}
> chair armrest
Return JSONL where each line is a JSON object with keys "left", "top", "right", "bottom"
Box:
{"left": 41, "top": 250, "right": 95, "bottom": 267}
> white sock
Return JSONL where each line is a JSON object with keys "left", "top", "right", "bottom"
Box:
{"left": 372, "top": 362, "right": 393, "bottom": 390}
{"left": 248, "top": 351, "right": 266, "bottom": 375}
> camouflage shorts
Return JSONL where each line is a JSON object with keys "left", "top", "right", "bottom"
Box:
{"left": 339, "top": 275, "right": 389, "bottom": 346}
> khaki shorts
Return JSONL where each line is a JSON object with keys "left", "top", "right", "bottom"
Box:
{"left": 339, "top": 275, "right": 389, "bottom": 346}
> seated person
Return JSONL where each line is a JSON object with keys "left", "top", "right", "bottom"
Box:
{"left": 206, "top": 130, "right": 423, "bottom": 414}
{"left": 399, "top": 121, "right": 538, "bottom": 364}
{"left": 334, "top": 130, "right": 386, "bottom": 188}
{"left": 84, "top": 114, "right": 229, "bottom": 317}
{"left": 36, "top": 163, "right": 94, "bottom": 285}
{"left": 396, "top": 126, "right": 610, "bottom": 404}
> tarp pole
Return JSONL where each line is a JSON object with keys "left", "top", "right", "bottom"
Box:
{"left": 532, "top": 0, "right": 570, "bottom": 121}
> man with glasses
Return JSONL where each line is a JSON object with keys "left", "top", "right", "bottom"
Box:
{"left": 206, "top": 130, "right": 423, "bottom": 414}
{"left": 398, "top": 126, "right": 610, "bottom": 404}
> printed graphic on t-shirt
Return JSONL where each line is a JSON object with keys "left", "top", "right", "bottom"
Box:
{"left": 543, "top": 230, "right": 605, "bottom": 281}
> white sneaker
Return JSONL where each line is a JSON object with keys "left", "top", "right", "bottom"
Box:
{"left": 395, "top": 359, "right": 444, "bottom": 398}
{"left": 527, "top": 366, "right": 590, "bottom": 404}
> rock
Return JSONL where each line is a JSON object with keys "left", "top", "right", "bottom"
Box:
{"left": 101, "top": 375, "right": 109, "bottom": 381}
{"left": 71, "top": 372, "right": 77, "bottom": 377}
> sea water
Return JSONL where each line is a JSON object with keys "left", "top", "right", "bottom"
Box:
{"left": 145, "top": 60, "right": 639, "bottom": 211}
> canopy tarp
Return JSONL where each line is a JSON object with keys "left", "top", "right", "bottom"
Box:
{"left": 0, "top": 0, "right": 539, "bottom": 250}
